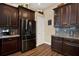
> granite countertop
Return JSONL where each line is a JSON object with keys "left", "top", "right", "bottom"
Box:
{"left": 52, "top": 34, "right": 79, "bottom": 39}
{"left": 0, "top": 35, "right": 20, "bottom": 39}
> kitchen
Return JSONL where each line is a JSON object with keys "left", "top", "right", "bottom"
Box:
{"left": 0, "top": 3, "right": 79, "bottom": 56}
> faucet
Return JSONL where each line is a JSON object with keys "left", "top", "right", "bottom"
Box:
{"left": 69, "top": 31, "right": 74, "bottom": 36}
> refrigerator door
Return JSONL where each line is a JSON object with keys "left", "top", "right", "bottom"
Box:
{"left": 21, "top": 18, "right": 28, "bottom": 52}
{"left": 20, "top": 18, "right": 26, "bottom": 36}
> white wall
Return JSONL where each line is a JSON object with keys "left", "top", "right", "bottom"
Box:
{"left": 43, "top": 4, "right": 60, "bottom": 45}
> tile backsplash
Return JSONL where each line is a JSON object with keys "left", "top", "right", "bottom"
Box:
{"left": 55, "top": 27, "right": 79, "bottom": 37}
{"left": 0, "top": 27, "right": 19, "bottom": 36}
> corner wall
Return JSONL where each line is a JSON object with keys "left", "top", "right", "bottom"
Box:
{"left": 43, "top": 4, "right": 59, "bottom": 45}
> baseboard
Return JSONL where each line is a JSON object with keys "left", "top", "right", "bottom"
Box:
{"left": 36, "top": 42, "right": 51, "bottom": 47}
{"left": 44, "top": 42, "right": 51, "bottom": 45}
{"left": 36, "top": 43, "right": 44, "bottom": 47}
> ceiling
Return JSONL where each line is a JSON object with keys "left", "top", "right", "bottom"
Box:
{"left": 28, "top": 3, "right": 57, "bottom": 11}
{"left": 7, "top": 3, "right": 59, "bottom": 11}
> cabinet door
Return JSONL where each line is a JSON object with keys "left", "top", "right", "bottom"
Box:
{"left": 2, "top": 5, "right": 12, "bottom": 27}
{"left": 63, "top": 39, "right": 79, "bottom": 56}
{"left": 19, "top": 7, "right": 28, "bottom": 18}
{"left": 0, "top": 14, "right": 8, "bottom": 27}
{"left": 61, "top": 6, "right": 70, "bottom": 27}
{"left": 69, "top": 4, "right": 77, "bottom": 27}
{"left": 0, "top": 39, "right": 2, "bottom": 55}
{"left": 11, "top": 8, "right": 18, "bottom": 28}
{"left": 54, "top": 8, "right": 61, "bottom": 27}
{"left": 76, "top": 3, "right": 79, "bottom": 27}
{"left": 0, "top": 5, "right": 10, "bottom": 27}
{"left": 52, "top": 37, "right": 63, "bottom": 53}
{"left": 30, "top": 11, "right": 35, "bottom": 20}
{"left": 2, "top": 38, "right": 19, "bottom": 55}
{"left": 0, "top": 4, "right": 18, "bottom": 28}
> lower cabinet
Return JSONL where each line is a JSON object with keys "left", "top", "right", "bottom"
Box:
{"left": 51, "top": 37, "right": 63, "bottom": 53}
{"left": 51, "top": 36, "right": 79, "bottom": 56}
{"left": 0, "top": 37, "right": 20, "bottom": 55}
{"left": 63, "top": 39, "right": 79, "bottom": 56}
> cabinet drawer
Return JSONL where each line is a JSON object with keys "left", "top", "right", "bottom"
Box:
{"left": 2, "top": 37, "right": 18, "bottom": 42}
{"left": 2, "top": 38, "right": 14, "bottom": 42}
{"left": 63, "top": 39, "right": 79, "bottom": 44}
{"left": 63, "top": 42, "right": 79, "bottom": 56}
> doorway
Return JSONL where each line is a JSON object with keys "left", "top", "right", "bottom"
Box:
{"left": 36, "top": 13, "right": 45, "bottom": 46}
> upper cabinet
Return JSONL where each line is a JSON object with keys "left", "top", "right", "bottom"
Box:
{"left": 54, "top": 3, "right": 79, "bottom": 28}
{"left": 0, "top": 4, "right": 35, "bottom": 28}
{"left": 69, "top": 4, "right": 77, "bottom": 27}
{"left": 76, "top": 4, "right": 79, "bottom": 27}
{"left": 0, "top": 3, "right": 18, "bottom": 28}
{"left": 18, "top": 6, "right": 35, "bottom": 20}
{"left": 61, "top": 5, "right": 70, "bottom": 27}
{"left": 54, "top": 8, "right": 62, "bottom": 27}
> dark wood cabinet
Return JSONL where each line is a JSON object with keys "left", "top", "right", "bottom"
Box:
{"left": 0, "top": 37, "right": 20, "bottom": 55}
{"left": 18, "top": 6, "right": 35, "bottom": 20}
{"left": 61, "top": 5, "right": 70, "bottom": 27}
{"left": 51, "top": 36, "right": 79, "bottom": 56}
{"left": 63, "top": 39, "right": 79, "bottom": 56}
{"left": 29, "top": 11, "right": 35, "bottom": 20}
{"left": 10, "top": 8, "right": 18, "bottom": 28}
{"left": 69, "top": 4, "right": 77, "bottom": 27}
{"left": 76, "top": 4, "right": 79, "bottom": 27}
{"left": 51, "top": 36, "right": 63, "bottom": 53}
{"left": 0, "top": 3, "right": 18, "bottom": 28}
{"left": 54, "top": 8, "right": 62, "bottom": 27}
{"left": 54, "top": 3, "right": 79, "bottom": 28}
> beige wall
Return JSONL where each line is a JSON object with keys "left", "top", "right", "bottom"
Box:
{"left": 43, "top": 4, "right": 60, "bottom": 44}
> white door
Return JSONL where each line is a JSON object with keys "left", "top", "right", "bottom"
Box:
{"left": 36, "top": 15, "right": 45, "bottom": 46}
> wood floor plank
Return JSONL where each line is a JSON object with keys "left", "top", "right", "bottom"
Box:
{"left": 30, "top": 44, "right": 49, "bottom": 56}
{"left": 9, "top": 43, "right": 63, "bottom": 56}
{"left": 21, "top": 44, "right": 49, "bottom": 56}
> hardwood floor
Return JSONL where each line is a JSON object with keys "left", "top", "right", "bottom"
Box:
{"left": 9, "top": 43, "right": 62, "bottom": 56}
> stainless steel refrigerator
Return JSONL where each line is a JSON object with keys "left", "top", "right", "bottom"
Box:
{"left": 20, "top": 18, "right": 36, "bottom": 52}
